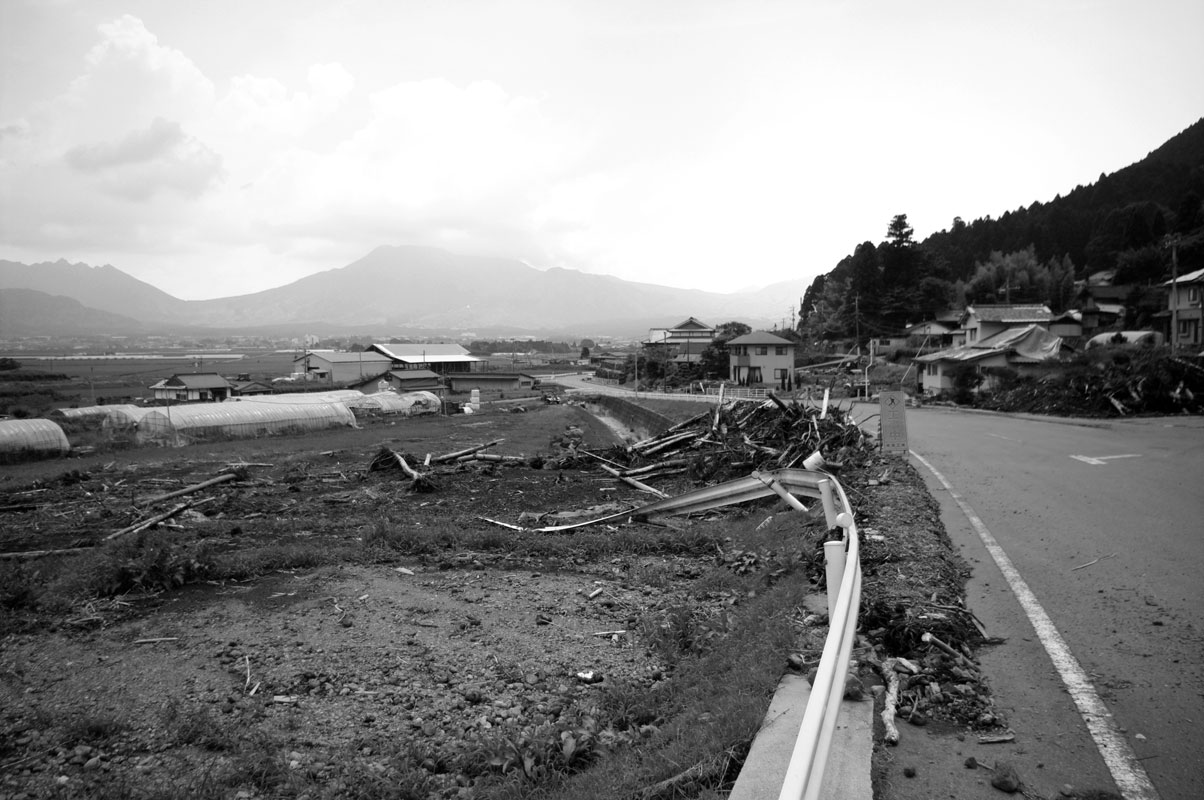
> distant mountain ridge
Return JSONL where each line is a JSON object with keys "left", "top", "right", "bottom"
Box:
{"left": 0, "top": 248, "right": 801, "bottom": 338}
{"left": 0, "top": 288, "right": 147, "bottom": 337}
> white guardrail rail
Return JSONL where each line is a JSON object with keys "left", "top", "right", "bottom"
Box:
{"left": 778, "top": 472, "right": 862, "bottom": 800}
{"left": 583, "top": 468, "right": 862, "bottom": 799}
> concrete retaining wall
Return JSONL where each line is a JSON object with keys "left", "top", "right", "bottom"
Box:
{"left": 588, "top": 395, "right": 675, "bottom": 437}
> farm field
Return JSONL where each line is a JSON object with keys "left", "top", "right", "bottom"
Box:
{"left": 0, "top": 352, "right": 318, "bottom": 416}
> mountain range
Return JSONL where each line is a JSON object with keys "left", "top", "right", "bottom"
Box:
{"left": 0, "top": 247, "right": 802, "bottom": 339}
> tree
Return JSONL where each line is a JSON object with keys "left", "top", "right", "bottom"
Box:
{"left": 580, "top": 346, "right": 591, "bottom": 360}
{"left": 715, "top": 321, "right": 751, "bottom": 341}
{"left": 882, "top": 214, "right": 919, "bottom": 292}
{"left": 698, "top": 321, "right": 752, "bottom": 380}
{"left": 886, "top": 214, "right": 915, "bottom": 247}
{"left": 915, "top": 277, "right": 954, "bottom": 319}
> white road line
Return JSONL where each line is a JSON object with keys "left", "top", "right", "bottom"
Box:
{"left": 910, "top": 450, "right": 1161, "bottom": 800}
{"left": 1070, "top": 454, "right": 1142, "bottom": 466}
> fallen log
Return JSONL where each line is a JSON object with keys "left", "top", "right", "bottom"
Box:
{"left": 106, "top": 498, "right": 215, "bottom": 542}
{"left": 455, "top": 453, "right": 525, "bottom": 463}
{"left": 137, "top": 472, "right": 240, "bottom": 506}
{"left": 430, "top": 439, "right": 504, "bottom": 463}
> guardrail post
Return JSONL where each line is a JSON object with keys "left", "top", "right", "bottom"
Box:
{"left": 817, "top": 479, "right": 838, "bottom": 528}
{"left": 823, "top": 540, "right": 845, "bottom": 618}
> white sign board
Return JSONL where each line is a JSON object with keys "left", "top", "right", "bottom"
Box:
{"left": 879, "top": 391, "right": 909, "bottom": 456}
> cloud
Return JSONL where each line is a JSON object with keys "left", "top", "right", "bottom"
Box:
{"left": 62, "top": 117, "right": 222, "bottom": 201}
{"left": 64, "top": 15, "right": 216, "bottom": 141}
{"left": 65, "top": 117, "right": 185, "bottom": 171}
{"left": 215, "top": 62, "right": 354, "bottom": 139}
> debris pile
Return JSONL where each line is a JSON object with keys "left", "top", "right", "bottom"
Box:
{"left": 978, "top": 350, "right": 1204, "bottom": 417}
{"left": 589, "top": 395, "right": 878, "bottom": 494}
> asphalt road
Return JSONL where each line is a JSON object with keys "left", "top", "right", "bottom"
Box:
{"left": 900, "top": 407, "right": 1204, "bottom": 800}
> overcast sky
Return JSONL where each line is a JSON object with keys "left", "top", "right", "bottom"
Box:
{"left": 1, "top": 1, "right": 1201, "bottom": 301}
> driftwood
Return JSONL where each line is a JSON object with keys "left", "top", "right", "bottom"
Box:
{"left": 138, "top": 472, "right": 240, "bottom": 506}
{"left": 619, "top": 459, "right": 689, "bottom": 478}
{"left": 369, "top": 447, "right": 438, "bottom": 491}
{"left": 106, "top": 498, "right": 215, "bottom": 542}
{"left": 598, "top": 464, "right": 668, "bottom": 498}
{"left": 0, "top": 546, "right": 92, "bottom": 561}
{"left": 921, "top": 631, "right": 979, "bottom": 675}
{"left": 880, "top": 656, "right": 902, "bottom": 745}
{"left": 455, "top": 453, "right": 525, "bottom": 463}
{"left": 430, "top": 439, "right": 504, "bottom": 463}
{"left": 631, "top": 430, "right": 698, "bottom": 456}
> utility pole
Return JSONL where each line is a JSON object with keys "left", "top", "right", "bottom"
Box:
{"left": 854, "top": 294, "right": 861, "bottom": 351}
{"left": 1165, "top": 234, "right": 1180, "bottom": 351}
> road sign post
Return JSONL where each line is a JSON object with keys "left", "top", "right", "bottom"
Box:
{"left": 879, "top": 391, "right": 908, "bottom": 456}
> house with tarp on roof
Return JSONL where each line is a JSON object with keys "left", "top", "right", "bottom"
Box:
{"left": 915, "top": 324, "right": 1066, "bottom": 397}
{"left": 956, "top": 304, "right": 1053, "bottom": 345}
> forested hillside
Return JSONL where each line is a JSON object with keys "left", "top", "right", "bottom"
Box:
{"left": 800, "top": 117, "right": 1204, "bottom": 341}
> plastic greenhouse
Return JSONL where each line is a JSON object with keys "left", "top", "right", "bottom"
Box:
{"left": 136, "top": 401, "right": 357, "bottom": 446}
{"left": 0, "top": 419, "right": 71, "bottom": 461}
{"left": 231, "top": 390, "right": 367, "bottom": 408}
{"left": 51, "top": 404, "right": 149, "bottom": 425}
{"left": 356, "top": 391, "right": 441, "bottom": 416}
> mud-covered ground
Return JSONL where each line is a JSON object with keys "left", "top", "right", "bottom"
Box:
{"left": 0, "top": 399, "right": 990, "bottom": 800}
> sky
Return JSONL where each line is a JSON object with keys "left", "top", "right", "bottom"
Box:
{"left": 1, "top": 1, "right": 1202, "bottom": 301}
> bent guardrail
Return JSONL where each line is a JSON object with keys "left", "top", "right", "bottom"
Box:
{"left": 778, "top": 471, "right": 861, "bottom": 800}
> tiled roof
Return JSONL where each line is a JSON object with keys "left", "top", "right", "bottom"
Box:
{"left": 164, "top": 373, "right": 230, "bottom": 389}
{"left": 669, "top": 317, "right": 714, "bottom": 331}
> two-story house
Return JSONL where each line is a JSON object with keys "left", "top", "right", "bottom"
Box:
{"left": 1163, "top": 267, "right": 1204, "bottom": 351}
{"left": 727, "top": 331, "right": 796, "bottom": 386}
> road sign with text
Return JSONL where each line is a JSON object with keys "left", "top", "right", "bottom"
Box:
{"left": 879, "top": 391, "right": 909, "bottom": 456}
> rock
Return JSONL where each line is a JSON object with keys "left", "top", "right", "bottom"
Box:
{"left": 843, "top": 674, "right": 865, "bottom": 701}
{"left": 990, "top": 760, "right": 1022, "bottom": 793}
{"left": 903, "top": 766, "right": 916, "bottom": 778}
{"left": 83, "top": 756, "right": 102, "bottom": 770}
{"left": 964, "top": 756, "right": 978, "bottom": 769}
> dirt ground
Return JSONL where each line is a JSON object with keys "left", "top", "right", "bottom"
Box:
{"left": 0, "top": 398, "right": 1058, "bottom": 799}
